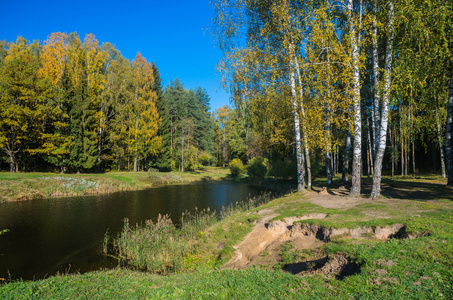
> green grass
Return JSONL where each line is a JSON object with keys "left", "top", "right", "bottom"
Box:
{"left": 0, "top": 167, "right": 231, "bottom": 202}
{"left": 1, "top": 175, "right": 452, "bottom": 299}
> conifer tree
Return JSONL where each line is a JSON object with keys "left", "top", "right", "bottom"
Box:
{"left": 65, "top": 33, "right": 98, "bottom": 172}
{"left": 152, "top": 63, "right": 172, "bottom": 170}
{"left": 195, "top": 87, "right": 216, "bottom": 156}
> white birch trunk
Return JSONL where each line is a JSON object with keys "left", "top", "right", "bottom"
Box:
{"left": 372, "top": 0, "right": 381, "bottom": 156}
{"left": 348, "top": 0, "right": 362, "bottom": 197}
{"left": 325, "top": 104, "right": 332, "bottom": 185}
{"left": 436, "top": 110, "right": 447, "bottom": 178}
{"left": 294, "top": 55, "right": 312, "bottom": 189}
{"left": 289, "top": 66, "right": 305, "bottom": 192}
{"left": 285, "top": 23, "right": 305, "bottom": 192}
{"left": 371, "top": 0, "right": 394, "bottom": 198}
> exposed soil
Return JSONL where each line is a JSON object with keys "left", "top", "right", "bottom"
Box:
{"left": 223, "top": 188, "right": 435, "bottom": 278}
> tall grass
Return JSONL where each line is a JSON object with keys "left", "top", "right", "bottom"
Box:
{"left": 113, "top": 209, "right": 217, "bottom": 274}
{"left": 220, "top": 191, "right": 274, "bottom": 219}
{"left": 110, "top": 192, "right": 276, "bottom": 274}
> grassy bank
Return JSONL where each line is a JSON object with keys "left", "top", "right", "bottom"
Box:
{"left": 1, "top": 175, "right": 452, "bottom": 299}
{"left": 0, "top": 167, "right": 230, "bottom": 202}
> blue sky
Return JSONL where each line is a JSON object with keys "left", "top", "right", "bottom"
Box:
{"left": 0, "top": 0, "right": 229, "bottom": 110}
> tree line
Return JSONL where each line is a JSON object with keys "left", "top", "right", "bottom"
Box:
{"left": 211, "top": 0, "right": 453, "bottom": 196}
{"left": 0, "top": 33, "right": 217, "bottom": 173}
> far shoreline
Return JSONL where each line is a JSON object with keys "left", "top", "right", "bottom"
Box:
{"left": 0, "top": 167, "right": 231, "bottom": 203}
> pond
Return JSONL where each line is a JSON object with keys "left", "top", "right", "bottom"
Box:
{"left": 0, "top": 181, "right": 268, "bottom": 280}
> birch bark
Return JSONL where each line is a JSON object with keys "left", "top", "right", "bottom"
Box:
{"left": 436, "top": 109, "right": 447, "bottom": 178}
{"left": 294, "top": 56, "right": 312, "bottom": 189}
{"left": 372, "top": 0, "right": 380, "bottom": 155}
{"left": 285, "top": 21, "right": 305, "bottom": 192}
{"left": 348, "top": 0, "right": 362, "bottom": 197}
{"left": 371, "top": 0, "right": 394, "bottom": 198}
{"left": 289, "top": 65, "right": 305, "bottom": 192}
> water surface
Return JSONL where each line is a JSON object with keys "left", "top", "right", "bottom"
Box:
{"left": 0, "top": 181, "right": 266, "bottom": 280}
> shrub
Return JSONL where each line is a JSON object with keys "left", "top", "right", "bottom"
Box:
{"left": 247, "top": 157, "right": 269, "bottom": 179}
{"left": 229, "top": 159, "right": 245, "bottom": 177}
{"left": 199, "top": 151, "right": 214, "bottom": 166}
{"left": 186, "top": 146, "right": 200, "bottom": 171}
{"left": 269, "top": 159, "right": 297, "bottom": 180}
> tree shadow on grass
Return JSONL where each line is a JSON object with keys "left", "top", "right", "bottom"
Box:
{"left": 361, "top": 177, "right": 453, "bottom": 202}
{"left": 314, "top": 175, "right": 453, "bottom": 202}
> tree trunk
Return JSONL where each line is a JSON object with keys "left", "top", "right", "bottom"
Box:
{"left": 223, "top": 127, "right": 226, "bottom": 167}
{"left": 412, "top": 139, "right": 416, "bottom": 178}
{"left": 349, "top": 0, "right": 362, "bottom": 197}
{"left": 97, "top": 111, "right": 104, "bottom": 173}
{"left": 134, "top": 153, "right": 138, "bottom": 172}
{"left": 366, "top": 139, "right": 371, "bottom": 177}
{"left": 367, "top": 117, "right": 374, "bottom": 176}
{"left": 405, "top": 139, "right": 408, "bottom": 176}
{"left": 445, "top": 62, "right": 453, "bottom": 185}
{"left": 181, "top": 134, "right": 185, "bottom": 173}
{"left": 410, "top": 102, "right": 415, "bottom": 178}
{"left": 437, "top": 110, "right": 447, "bottom": 178}
{"left": 170, "top": 117, "right": 173, "bottom": 162}
{"left": 335, "top": 145, "right": 339, "bottom": 175}
{"left": 289, "top": 67, "right": 305, "bottom": 192}
{"left": 325, "top": 103, "right": 332, "bottom": 185}
{"left": 342, "top": 131, "right": 351, "bottom": 183}
{"left": 391, "top": 126, "right": 395, "bottom": 177}
{"left": 9, "top": 153, "right": 15, "bottom": 173}
{"left": 400, "top": 118, "right": 404, "bottom": 176}
{"left": 294, "top": 55, "right": 312, "bottom": 189}
{"left": 285, "top": 24, "right": 305, "bottom": 192}
{"left": 371, "top": 0, "right": 394, "bottom": 199}
{"left": 372, "top": 0, "right": 381, "bottom": 156}
{"left": 127, "top": 132, "right": 131, "bottom": 171}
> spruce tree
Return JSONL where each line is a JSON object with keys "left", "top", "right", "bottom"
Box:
{"left": 195, "top": 87, "right": 215, "bottom": 155}
{"left": 163, "top": 79, "right": 187, "bottom": 167}
{"left": 66, "top": 34, "right": 98, "bottom": 172}
{"left": 153, "top": 63, "right": 172, "bottom": 170}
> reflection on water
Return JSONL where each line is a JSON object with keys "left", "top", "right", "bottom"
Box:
{"left": 0, "top": 181, "right": 266, "bottom": 280}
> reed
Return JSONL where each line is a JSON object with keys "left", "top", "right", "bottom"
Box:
{"left": 220, "top": 191, "right": 273, "bottom": 219}
{"left": 110, "top": 191, "right": 275, "bottom": 274}
{"left": 113, "top": 209, "right": 217, "bottom": 274}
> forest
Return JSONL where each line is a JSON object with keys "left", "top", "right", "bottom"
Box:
{"left": 0, "top": 33, "right": 218, "bottom": 174}
{"left": 1, "top": 0, "right": 453, "bottom": 200}
{"left": 211, "top": 0, "right": 453, "bottom": 197}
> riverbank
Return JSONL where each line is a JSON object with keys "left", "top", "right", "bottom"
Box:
{"left": 0, "top": 167, "right": 230, "bottom": 202}
{"left": 1, "top": 175, "right": 452, "bottom": 299}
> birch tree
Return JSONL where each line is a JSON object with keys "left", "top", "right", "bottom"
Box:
{"left": 371, "top": 0, "right": 394, "bottom": 198}
{"left": 212, "top": 0, "right": 306, "bottom": 191}
{"left": 347, "top": 0, "right": 362, "bottom": 197}
{"left": 131, "top": 53, "right": 161, "bottom": 172}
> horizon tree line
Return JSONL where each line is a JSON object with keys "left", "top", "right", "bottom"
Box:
{"left": 0, "top": 32, "right": 217, "bottom": 173}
